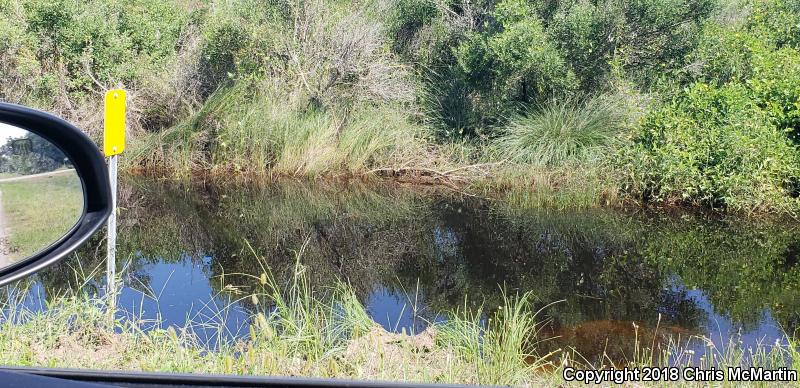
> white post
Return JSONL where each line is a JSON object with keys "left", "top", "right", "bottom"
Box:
{"left": 106, "top": 153, "right": 118, "bottom": 312}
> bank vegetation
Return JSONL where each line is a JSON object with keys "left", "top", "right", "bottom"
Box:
{"left": 1, "top": 0, "right": 799, "bottom": 214}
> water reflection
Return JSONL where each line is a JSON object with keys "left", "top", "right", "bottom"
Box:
{"left": 29, "top": 177, "right": 800, "bottom": 362}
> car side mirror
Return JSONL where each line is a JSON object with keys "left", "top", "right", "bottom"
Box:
{"left": 0, "top": 102, "right": 112, "bottom": 286}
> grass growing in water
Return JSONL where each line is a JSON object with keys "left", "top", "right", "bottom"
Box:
{"left": 0, "top": 249, "right": 546, "bottom": 385}
{"left": 1, "top": 249, "right": 798, "bottom": 386}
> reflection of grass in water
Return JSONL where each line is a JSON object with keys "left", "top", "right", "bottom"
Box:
{"left": 108, "top": 178, "right": 429, "bottom": 300}
{"left": 215, "top": 180, "right": 422, "bottom": 233}
{"left": 118, "top": 177, "right": 423, "bottom": 256}
{"left": 474, "top": 165, "right": 620, "bottom": 210}
{"left": 0, "top": 172, "right": 82, "bottom": 261}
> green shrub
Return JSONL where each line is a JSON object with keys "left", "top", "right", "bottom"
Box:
{"left": 0, "top": 0, "right": 194, "bottom": 136}
{"left": 689, "top": 24, "right": 763, "bottom": 85}
{"left": 547, "top": 0, "right": 620, "bottom": 91}
{"left": 621, "top": 1, "right": 800, "bottom": 213}
{"left": 386, "top": 0, "right": 714, "bottom": 138}
{"left": 455, "top": 0, "right": 578, "bottom": 106}
{"left": 747, "top": 47, "right": 800, "bottom": 143}
{"left": 689, "top": 8, "right": 800, "bottom": 142}
{"left": 747, "top": 0, "right": 800, "bottom": 49}
{"left": 22, "top": 0, "right": 190, "bottom": 89}
{"left": 386, "top": 0, "right": 440, "bottom": 56}
{"left": 547, "top": 0, "right": 712, "bottom": 91}
{"left": 619, "top": 83, "right": 800, "bottom": 212}
{"left": 495, "top": 97, "right": 626, "bottom": 167}
{"left": 199, "top": 18, "right": 249, "bottom": 95}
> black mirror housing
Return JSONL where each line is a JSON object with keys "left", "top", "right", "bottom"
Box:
{"left": 0, "top": 102, "right": 112, "bottom": 286}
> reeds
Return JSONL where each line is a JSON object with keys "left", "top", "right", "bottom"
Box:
{"left": 1, "top": 251, "right": 798, "bottom": 386}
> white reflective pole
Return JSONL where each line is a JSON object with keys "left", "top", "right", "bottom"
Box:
{"left": 106, "top": 153, "right": 117, "bottom": 312}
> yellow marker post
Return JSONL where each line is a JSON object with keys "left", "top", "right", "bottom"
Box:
{"left": 104, "top": 89, "right": 125, "bottom": 312}
{"left": 104, "top": 89, "right": 126, "bottom": 156}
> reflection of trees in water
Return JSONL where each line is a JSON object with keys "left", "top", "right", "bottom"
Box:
{"left": 32, "top": 177, "right": 800, "bottom": 342}
{"left": 391, "top": 204, "right": 708, "bottom": 332}
{"left": 638, "top": 215, "right": 800, "bottom": 333}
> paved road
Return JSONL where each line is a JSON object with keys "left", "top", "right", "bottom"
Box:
{"left": 0, "top": 168, "right": 75, "bottom": 183}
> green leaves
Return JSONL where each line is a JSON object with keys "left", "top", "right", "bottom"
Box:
{"left": 387, "top": 0, "right": 714, "bottom": 138}
{"left": 14, "top": 0, "right": 192, "bottom": 95}
{"left": 617, "top": 0, "right": 800, "bottom": 213}
{"left": 452, "top": 0, "right": 578, "bottom": 128}
{"left": 621, "top": 82, "right": 800, "bottom": 212}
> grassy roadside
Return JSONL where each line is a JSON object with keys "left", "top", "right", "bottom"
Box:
{"left": 1, "top": 253, "right": 798, "bottom": 386}
{"left": 0, "top": 172, "right": 83, "bottom": 261}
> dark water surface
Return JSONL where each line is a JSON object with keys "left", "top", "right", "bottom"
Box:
{"left": 30, "top": 177, "right": 800, "bottom": 364}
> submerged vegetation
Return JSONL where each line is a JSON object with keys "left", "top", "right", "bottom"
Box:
{"left": 0, "top": 0, "right": 799, "bottom": 213}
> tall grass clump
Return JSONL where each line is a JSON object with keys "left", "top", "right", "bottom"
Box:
{"left": 135, "top": 80, "right": 426, "bottom": 176}
{"left": 435, "top": 292, "right": 554, "bottom": 386}
{"left": 243, "top": 248, "right": 375, "bottom": 362}
{"left": 494, "top": 97, "right": 627, "bottom": 167}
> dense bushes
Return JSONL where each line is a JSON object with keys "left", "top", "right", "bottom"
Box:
{"left": 619, "top": 0, "right": 800, "bottom": 212}
{"left": 455, "top": 0, "right": 578, "bottom": 112}
{"left": 620, "top": 83, "right": 800, "bottom": 211}
{"left": 36, "top": 0, "right": 188, "bottom": 84}
{"left": 2, "top": 0, "right": 800, "bottom": 213}
{"left": 0, "top": 0, "right": 193, "bottom": 135}
{"left": 387, "top": 0, "right": 712, "bottom": 137}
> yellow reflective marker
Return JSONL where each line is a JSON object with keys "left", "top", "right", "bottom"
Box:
{"left": 104, "top": 89, "right": 126, "bottom": 157}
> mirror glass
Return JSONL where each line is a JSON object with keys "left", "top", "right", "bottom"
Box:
{"left": 0, "top": 122, "right": 83, "bottom": 269}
